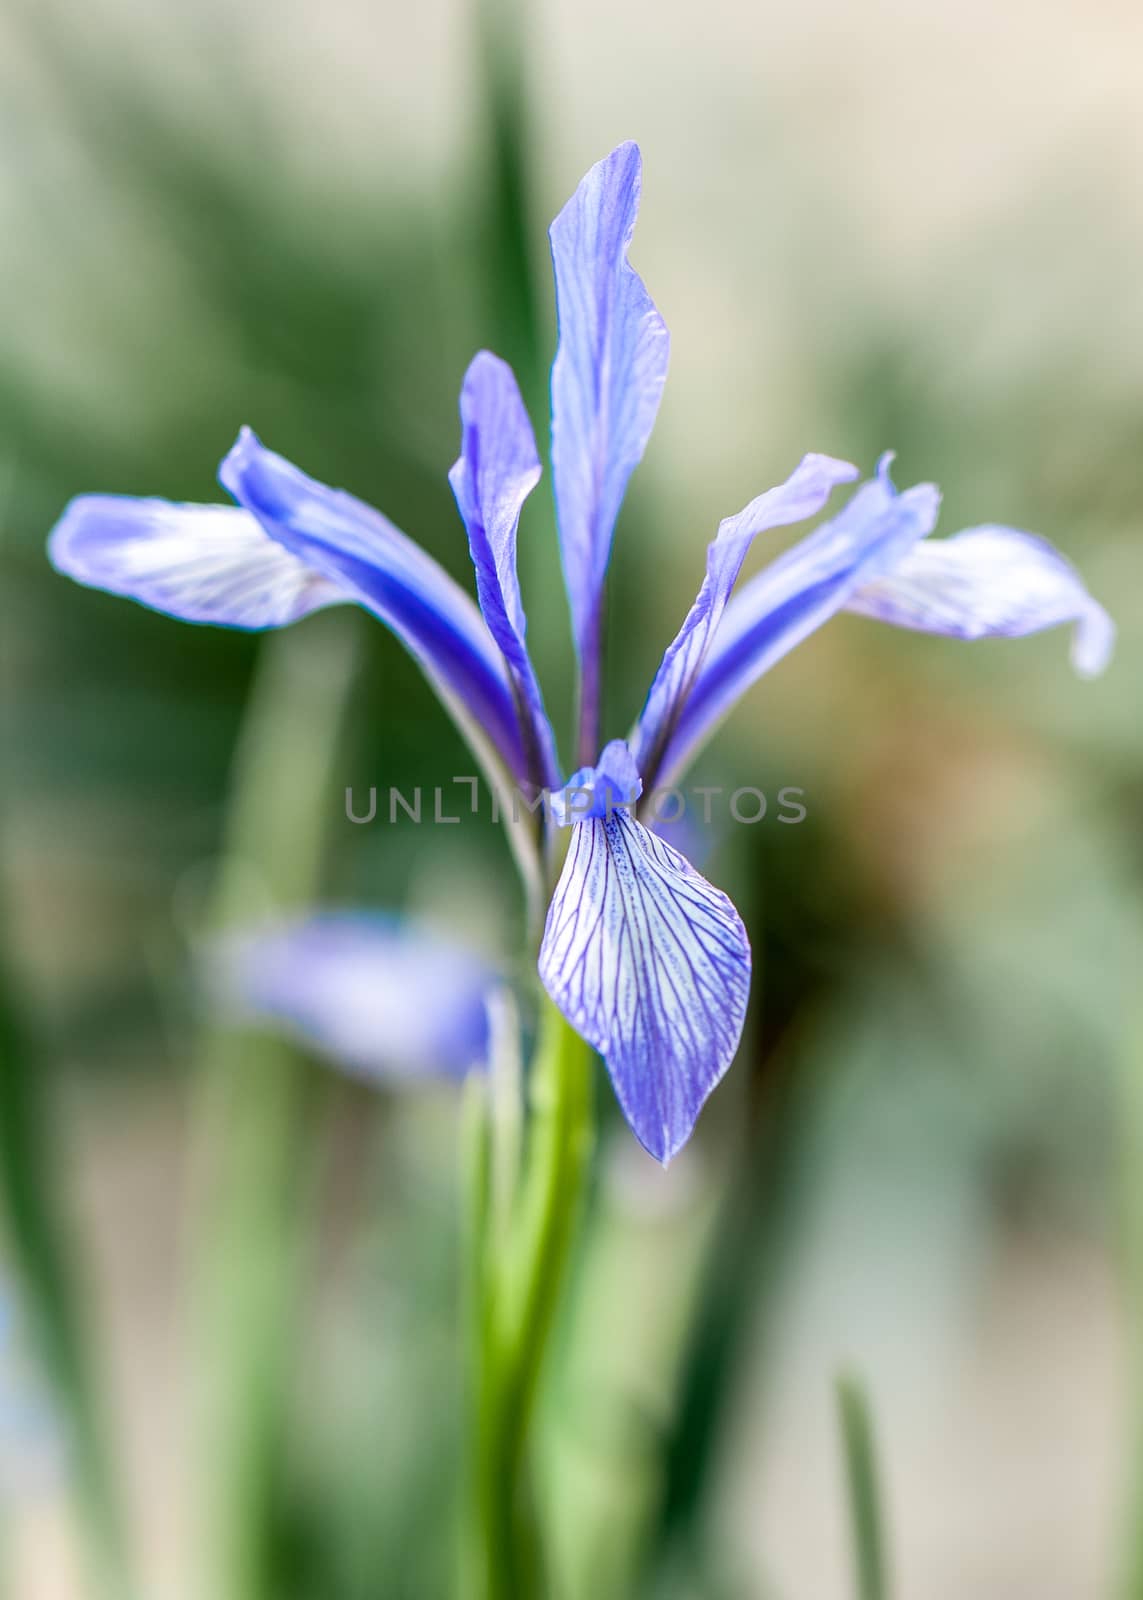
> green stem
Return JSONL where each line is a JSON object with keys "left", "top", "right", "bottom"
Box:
{"left": 474, "top": 0, "right": 541, "bottom": 398}
{"left": 189, "top": 617, "right": 361, "bottom": 1600}
{"left": 1, "top": 458, "right": 130, "bottom": 1596}
{"left": 1117, "top": 1002, "right": 1143, "bottom": 1600}
{"left": 469, "top": 996, "right": 594, "bottom": 1600}
{"left": 0, "top": 932, "right": 133, "bottom": 1600}
{"left": 836, "top": 1371, "right": 890, "bottom": 1600}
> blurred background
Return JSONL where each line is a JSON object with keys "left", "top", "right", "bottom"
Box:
{"left": 1, "top": 0, "right": 1142, "bottom": 1594}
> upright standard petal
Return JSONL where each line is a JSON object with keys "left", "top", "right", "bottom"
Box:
{"left": 550, "top": 141, "right": 670, "bottom": 756}
{"left": 213, "top": 913, "right": 495, "bottom": 1081}
{"left": 48, "top": 498, "right": 347, "bottom": 626}
{"left": 219, "top": 428, "right": 529, "bottom": 783}
{"left": 539, "top": 808, "right": 751, "bottom": 1164}
{"left": 656, "top": 460, "right": 942, "bottom": 786}
{"left": 631, "top": 453, "right": 858, "bottom": 782}
{"left": 844, "top": 524, "right": 1115, "bottom": 676}
{"left": 449, "top": 352, "right": 561, "bottom": 789}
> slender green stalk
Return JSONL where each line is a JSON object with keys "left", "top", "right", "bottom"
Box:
{"left": 487, "top": 987, "right": 524, "bottom": 1257}
{"left": 1117, "top": 1002, "right": 1143, "bottom": 1600}
{"left": 0, "top": 458, "right": 132, "bottom": 1597}
{"left": 0, "top": 930, "right": 132, "bottom": 1600}
{"left": 462, "top": 1073, "right": 494, "bottom": 1394}
{"left": 644, "top": 1029, "right": 806, "bottom": 1586}
{"left": 468, "top": 995, "right": 594, "bottom": 1600}
{"left": 474, "top": 0, "right": 541, "bottom": 401}
{"left": 189, "top": 616, "right": 361, "bottom": 1600}
{"left": 836, "top": 1371, "right": 890, "bottom": 1600}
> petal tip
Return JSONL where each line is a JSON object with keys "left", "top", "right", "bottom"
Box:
{"left": 1073, "top": 602, "right": 1116, "bottom": 677}
{"left": 461, "top": 348, "right": 509, "bottom": 392}
{"left": 607, "top": 139, "right": 643, "bottom": 178}
{"left": 645, "top": 1123, "right": 688, "bottom": 1168}
{"left": 46, "top": 493, "right": 159, "bottom": 584}
{"left": 550, "top": 140, "right": 645, "bottom": 246}
{"left": 218, "top": 426, "right": 263, "bottom": 497}
{"left": 806, "top": 453, "right": 861, "bottom": 486}
{"left": 46, "top": 496, "right": 86, "bottom": 574}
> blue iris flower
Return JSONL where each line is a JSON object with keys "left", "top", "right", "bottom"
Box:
{"left": 212, "top": 913, "right": 497, "bottom": 1082}
{"left": 49, "top": 143, "right": 1114, "bottom": 1163}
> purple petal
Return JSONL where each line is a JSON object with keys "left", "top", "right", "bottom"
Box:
{"left": 538, "top": 811, "right": 751, "bottom": 1164}
{"left": 549, "top": 142, "right": 670, "bottom": 756}
{"left": 844, "top": 524, "right": 1115, "bottom": 676}
{"left": 657, "top": 459, "right": 942, "bottom": 785}
{"left": 48, "top": 498, "right": 347, "bottom": 626}
{"left": 549, "top": 737, "right": 643, "bottom": 825}
{"left": 631, "top": 453, "right": 858, "bottom": 783}
{"left": 214, "top": 913, "right": 495, "bottom": 1081}
{"left": 448, "top": 352, "right": 561, "bottom": 788}
{"left": 218, "top": 428, "right": 529, "bottom": 782}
